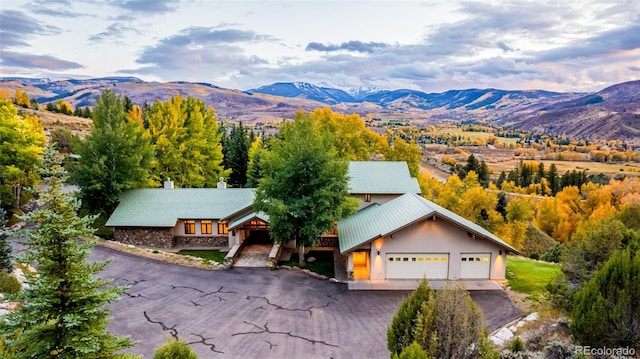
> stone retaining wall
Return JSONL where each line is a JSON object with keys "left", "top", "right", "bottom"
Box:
{"left": 319, "top": 236, "right": 339, "bottom": 247}
{"left": 174, "top": 236, "right": 228, "bottom": 248}
{"left": 114, "top": 227, "right": 174, "bottom": 248}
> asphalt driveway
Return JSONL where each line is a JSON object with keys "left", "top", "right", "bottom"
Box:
{"left": 10, "top": 239, "right": 522, "bottom": 358}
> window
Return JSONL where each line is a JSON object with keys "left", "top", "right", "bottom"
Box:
{"left": 201, "top": 220, "right": 212, "bottom": 234}
{"left": 218, "top": 220, "right": 229, "bottom": 234}
{"left": 184, "top": 220, "right": 195, "bottom": 234}
{"left": 364, "top": 194, "right": 371, "bottom": 202}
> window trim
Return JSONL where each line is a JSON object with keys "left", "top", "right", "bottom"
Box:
{"left": 364, "top": 194, "right": 371, "bottom": 202}
{"left": 218, "top": 220, "right": 229, "bottom": 234}
{"left": 184, "top": 220, "right": 195, "bottom": 235}
{"left": 201, "top": 220, "right": 212, "bottom": 235}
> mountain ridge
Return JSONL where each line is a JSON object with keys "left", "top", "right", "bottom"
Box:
{"left": 2, "top": 77, "right": 639, "bottom": 142}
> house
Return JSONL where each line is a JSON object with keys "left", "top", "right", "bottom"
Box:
{"left": 106, "top": 161, "right": 518, "bottom": 283}
{"left": 338, "top": 192, "right": 517, "bottom": 281}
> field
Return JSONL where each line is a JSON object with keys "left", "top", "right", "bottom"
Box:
{"left": 17, "top": 108, "right": 93, "bottom": 137}
{"left": 435, "top": 129, "right": 520, "bottom": 145}
{"left": 487, "top": 159, "right": 640, "bottom": 178}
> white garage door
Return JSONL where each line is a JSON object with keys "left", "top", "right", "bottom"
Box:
{"left": 386, "top": 253, "right": 449, "bottom": 279}
{"left": 460, "top": 253, "right": 491, "bottom": 279}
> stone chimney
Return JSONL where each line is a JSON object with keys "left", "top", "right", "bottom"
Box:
{"left": 164, "top": 178, "right": 174, "bottom": 189}
{"left": 217, "top": 177, "right": 227, "bottom": 189}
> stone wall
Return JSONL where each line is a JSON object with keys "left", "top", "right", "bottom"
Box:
{"left": 174, "top": 236, "right": 228, "bottom": 248}
{"left": 114, "top": 227, "right": 174, "bottom": 248}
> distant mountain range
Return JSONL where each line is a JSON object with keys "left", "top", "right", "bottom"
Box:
{"left": 2, "top": 77, "right": 639, "bottom": 142}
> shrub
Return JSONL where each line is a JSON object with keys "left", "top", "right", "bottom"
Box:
{"left": 571, "top": 249, "right": 640, "bottom": 348}
{"left": 387, "top": 279, "right": 431, "bottom": 356}
{"left": 391, "top": 342, "right": 429, "bottom": 359}
{"left": 413, "top": 283, "right": 483, "bottom": 359}
{"left": 520, "top": 224, "right": 557, "bottom": 260}
{"left": 543, "top": 340, "right": 575, "bottom": 359}
{"left": 541, "top": 244, "right": 562, "bottom": 263}
{"left": 153, "top": 337, "right": 198, "bottom": 359}
{"left": 0, "top": 271, "right": 20, "bottom": 294}
{"left": 476, "top": 330, "right": 499, "bottom": 359}
{"left": 508, "top": 337, "right": 525, "bottom": 352}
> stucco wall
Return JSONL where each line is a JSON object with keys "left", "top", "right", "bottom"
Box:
{"left": 114, "top": 227, "right": 174, "bottom": 248}
{"left": 367, "top": 218, "right": 507, "bottom": 280}
{"left": 175, "top": 219, "right": 226, "bottom": 236}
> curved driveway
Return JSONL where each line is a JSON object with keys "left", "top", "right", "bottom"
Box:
{"left": 87, "top": 246, "right": 522, "bottom": 358}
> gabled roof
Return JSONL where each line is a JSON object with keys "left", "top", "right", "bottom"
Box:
{"left": 348, "top": 161, "right": 420, "bottom": 194}
{"left": 228, "top": 211, "right": 270, "bottom": 230}
{"left": 338, "top": 193, "right": 518, "bottom": 255}
{"left": 106, "top": 188, "right": 255, "bottom": 227}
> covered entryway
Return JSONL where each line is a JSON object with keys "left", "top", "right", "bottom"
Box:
{"left": 460, "top": 253, "right": 491, "bottom": 279}
{"left": 352, "top": 251, "right": 370, "bottom": 280}
{"left": 386, "top": 253, "right": 449, "bottom": 279}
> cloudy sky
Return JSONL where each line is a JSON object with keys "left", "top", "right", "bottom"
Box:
{"left": 1, "top": 0, "right": 639, "bottom": 92}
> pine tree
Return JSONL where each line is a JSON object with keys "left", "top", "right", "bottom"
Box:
{"left": 571, "top": 249, "right": 640, "bottom": 348}
{"left": 387, "top": 279, "right": 432, "bottom": 357}
{"left": 226, "top": 122, "right": 250, "bottom": 188}
{"left": 0, "top": 205, "right": 12, "bottom": 272}
{"left": 0, "top": 145, "right": 136, "bottom": 358}
{"left": 546, "top": 163, "right": 559, "bottom": 195}
{"left": 246, "top": 137, "right": 265, "bottom": 188}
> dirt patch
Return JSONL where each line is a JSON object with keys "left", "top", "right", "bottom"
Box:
{"left": 505, "top": 287, "right": 536, "bottom": 314}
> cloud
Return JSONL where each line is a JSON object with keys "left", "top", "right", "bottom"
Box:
{"left": 123, "top": 27, "right": 274, "bottom": 80}
{"left": 112, "top": 0, "right": 178, "bottom": 15}
{"left": 0, "top": 51, "right": 84, "bottom": 70}
{"left": 630, "top": 65, "right": 640, "bottom": 72}
{"left": 306, "top": 41, "right": 389, "bottom": 53}
{"left": 0, "top": 10, "right": 61, "bottom": 48}
{"left": 89, "top": 23, "right": 140, "bottom": 43}
{"left": 533, "top": 23, "right": 640, "bottom": 62}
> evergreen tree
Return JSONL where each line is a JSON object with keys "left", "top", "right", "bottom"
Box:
{"left": 465, "top": 154, "right": 479, "bottom": 174}
{"left": 571, "top": 249, "right": 639, "bottom": 348}
{"left": 246, "top": 137, "right": 266, "bottom": 188}
{"left": 0, "top": 145, "right": 135, "bottom": 358}
{"left": 226, "top": 122, "right": 250, "bottom": 188}
{"left": 477, "top": 160, "right": 490, "bottom": 187}
{"left": 546, "top": 163, "right": 559, "bottom": 195}
{"left": 71, "top": 89, "right": 154, "bottom": 215}
{"left": 0, "top": 205, "right": 12, "bottom": 272}
{"left": 387, "top": 279, "right": 432, "bottom": 357}
{"left": 254, "top": 114, "right": 358, "bottom": 265}
{"left": 534, "top": 161, "right": 545, "bottom": 183}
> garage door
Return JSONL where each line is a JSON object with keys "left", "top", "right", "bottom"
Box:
{"left": 386, "top": 253, "right": 449, "bottom": 279}
{"left": 460, "top": 253, "right": 491, "bottom": 279}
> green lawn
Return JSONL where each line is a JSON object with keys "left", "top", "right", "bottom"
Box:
{"left": 280, "top": 251, "right": 335, "bottom": 278}
{"left": 506, "top": 256, "right": 561, "bottom": 294}
{"left": 177, "top": 249, "right": 228, "bottom": 264}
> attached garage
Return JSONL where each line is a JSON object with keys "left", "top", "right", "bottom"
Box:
{"left": 459, "top": 253, "right": 491, "bottom": 279}
{"left": 386, "top": 253, "right": 449, "bottom": 279}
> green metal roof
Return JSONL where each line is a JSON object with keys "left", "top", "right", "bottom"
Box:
{"left": 338, "top": 193, "right": 518, "bottom": 254}
{"left": 348, "top": 161, "right": 420, "bottom": 194}
{"left": 106, "top": 188, "right": 255, "bottom": 227}
{"left": 228, "top": 211, "right": 270, "bottom": 230}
